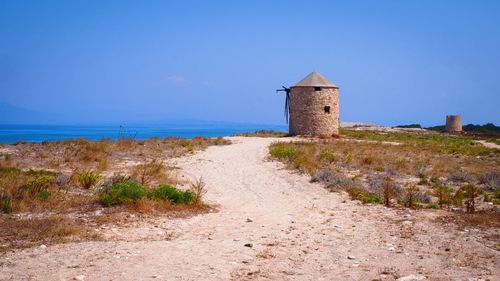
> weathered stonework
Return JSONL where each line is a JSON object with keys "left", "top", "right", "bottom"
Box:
{"left": 445, "top": 115, "right": 462, "bottom": 132}
{"left": 289, "top": 87, "right": 339, "bottom": 136}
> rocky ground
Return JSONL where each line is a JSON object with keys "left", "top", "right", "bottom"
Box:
{"left": 0, "top": 137, "right": 498, "bottom": 281}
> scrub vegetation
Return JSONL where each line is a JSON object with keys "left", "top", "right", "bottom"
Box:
{"left": 0, "top": 136, "right": 227, "bottom": 253}
{"left": 269, "top": 129, "right": 499, "bottom": 219}
{"left": 235, "top": 130, "right": 288, "bottom": 137}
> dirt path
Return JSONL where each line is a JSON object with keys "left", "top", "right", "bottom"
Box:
{"left": 1, "top": 137, "right": 498, "bottom": 281}
{"left": 475, "top": 140, "right": 500, "bottom": 149}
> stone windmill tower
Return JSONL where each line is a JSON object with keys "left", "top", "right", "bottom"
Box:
{"left": 278, "top": 72, "right": 340, "bottom": 136}
{"left": 445, "top": 115, "right": 462, "bottom": 132}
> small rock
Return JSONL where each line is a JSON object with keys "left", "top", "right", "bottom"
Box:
{"left": 40, "top": 245, "right": 47, "bottom": 249}
{"left": 151, "top": 275, "right": 160, "bottom": 278}
{"left": 388, "top": 247, "right": 395, "bottom": 251}
{"left": 397, "top": 274, "right": 426, "bottom": 281}
{"left": 244, "top": 243, "right": 253, "bottom": 248}
{"left": 402, "top": 220, "right": 412, "bottom": 225}
{"left": 334, "top": 225, "right": 343, "bottom": 228}
{"left": 74, "top": 275, "right": 85, "bottom": 281}
{"left": 246, "top": 217, "right": 253, "bottom": 223}
{"left": 347, "top": 255, "right": 356, "bottom": 260}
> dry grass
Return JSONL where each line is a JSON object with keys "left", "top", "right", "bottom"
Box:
{"left": 0, "top": 215, "right": 101, "bottom": 254}
{"left": 4, "top": 136, "right": 230, "bottom": 173}
{"left": 235, "top": 130, "right": 288, "bottom": 137}
{"left": 0, "top": 167, "right": 100, "bottom": 214}
{"left": 437, "top": 211, "right": 500, "bottom": 250}
{"left": 439, "top": 212, "right": 500, "bottom": 229}
{"left": 132, "top": 159, "right": 170, "bottom": 185}
{"left": 341, "top": 129, "right": 498, "bottom": 156}
{"left": 269, "top": 130, "right": 499, "bottom": 212}
{"left": 269, "top": 132, "right": 498, "bottom": 180}
{"left": 189, "top": 177, "right": 207, "bottom": 203}
{"left": 124, "top": 198, "right": 212, "bottom": 215}
{"left": 0, "top": 136, "right": 227, "bottom": 252}
{"left": 0, "top": 136, "right": 227, "bottom": 213}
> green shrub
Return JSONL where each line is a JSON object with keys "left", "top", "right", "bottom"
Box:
{"left": 426, "top": 204, "right": 439, "bottom": 209}
{"left": 100, "top": 181, "right": 197, "bottom": 207}
{"left": 37, "top": 190, "right": 51, "bottom": 202}
{"left": 149, "top": 184, "right": 196, "bottom": 204}
{"left": 361, "top": 194, "right": 382, "bottom": 204}
{"left": 26, "top": 175, "right": 53, "bottom": 193}
{"left": 453, "top": 189, "right": 464, "bottom": 207}
{"left": 78, "top": 169, "right": 101, "bottom": 189}
{"left": 344, "top": 186, "right": 382, "bottom": 204}
{"left": 492, "top": 190, "right": 500, "bottom": 205}
{"left": 100, "top": 181, "right": 147, "bottom": 206}
{"left": 483, "top": 193, "right": 492, "bottom": 202}
{"left": 345, "top": 187, "right": 367, "bottom": 201}
{"left": 433, "top": 182, "right": 453, "bottom": 208}
{"left": 1, "top": 196, "right": 12, "bottom": 213}
{"left": 0, "top": 167, "right": 21, "bottom": 177}
{"left": 25, "top": 169, "right": 55, "bottom": 177}
{"left": 319, "top": 150, "right": 336, "bottom": 163}
{"left": 269, "top": 143, "right": 296, "bottom": 159}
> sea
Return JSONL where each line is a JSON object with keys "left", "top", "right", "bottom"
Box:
{"left": 0, "top": 123, "right": 288, "bottom": 144}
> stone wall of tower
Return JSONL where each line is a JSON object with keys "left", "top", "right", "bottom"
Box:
{"left": 445, "top": 115, "right": 462, "bottom": 132}
{"left": 289, "top": 87, "right": 339, "bottom": 136}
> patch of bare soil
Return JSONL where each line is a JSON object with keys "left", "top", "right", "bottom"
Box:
{"left": 476, "top": 140, "right": 500, "bottom": 149}
{"left": 0, "top": 137, "right": 498, "bottom": 280}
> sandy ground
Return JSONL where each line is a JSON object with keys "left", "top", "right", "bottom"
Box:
{"left": 475, "top": 140, "right": 500, "bottom": 149}
{"left": 0, "top": 137, "right": 498, "bottom": 281}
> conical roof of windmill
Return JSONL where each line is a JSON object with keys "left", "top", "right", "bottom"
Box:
{"left": 293, "top": 71, "right": 338, "bottom": 88}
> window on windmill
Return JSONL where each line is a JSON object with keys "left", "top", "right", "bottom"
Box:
{"left": 314, "top": 87, "right": 322, "bottom": 91}
{"left": 324, "top": 106, "right": 331, "bottom": 114}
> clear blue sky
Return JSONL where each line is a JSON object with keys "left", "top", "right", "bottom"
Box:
{"left": 1, "top": 0, "right": 499, "bottom": 126}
